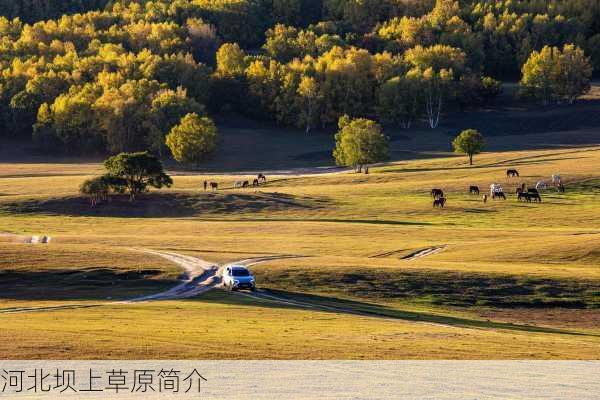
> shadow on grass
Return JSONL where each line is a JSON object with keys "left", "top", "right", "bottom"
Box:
{"left": 0, "top": 192, "right": 328, "bottom": 218}
{"left": 187, "top": 218, "right": 433, "bottom": 226}
{"left": 0, "top": 268, "right": 178, "bottom": 301}
{"left": 255, "top": 268, "right": 600, "bottom": 309}
{"left": 198, "top": 289, "right": 597, "bottom": 337}
{"left": 463, "top": 208, "right": 497, "bottom": 213}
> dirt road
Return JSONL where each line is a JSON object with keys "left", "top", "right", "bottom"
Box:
{"left": 128, "top": 250, "right": 220, "bottom": 301}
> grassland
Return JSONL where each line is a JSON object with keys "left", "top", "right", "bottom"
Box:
{"left": 1, "top": 140, "right": 600, "bottom": 359}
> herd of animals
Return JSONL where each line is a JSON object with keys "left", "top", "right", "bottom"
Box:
{"left": 199, "top": 169, "right": 565, "bottom": 210}
{"left": 203, "top": 173, "right": 267, "bottom": 191}
{"left": 430, "top": 169, "right": 565, "bottom": 208}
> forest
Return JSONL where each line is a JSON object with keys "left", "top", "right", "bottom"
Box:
{"left": 0, "top": 0, "right": 597, "bottom": 156}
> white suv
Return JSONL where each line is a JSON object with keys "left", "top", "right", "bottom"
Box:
{"left": 222, "top": 265, "right": 256, "bottom": 291}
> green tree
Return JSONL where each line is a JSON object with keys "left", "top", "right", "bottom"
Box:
{"left": 103, "top": 151, "right": 172, "bottom": 201}
{"left": 452, "top": 129, "right": 484, "bottom": 165}
{"left": 376, "top": 75, "right": 421, "bottom": 129}
{"left": 79, "top": 174, "right": 125, "bottom": 207}
{"left": 557, "top": 44, "right": 593, "bottom": 104}
{"left": 333, "top": 115, "right": 389, "bottom": 172}
{"left": 297, "top": 75, "right": 320, "bottom": 134}
{"left": 150, "top": 88, "right": 204, "bottom": 157}
{"left": 520, "top": 45, "right": 562, "bottom": 105}
{"left": 521, "top": 44, "right": 592, "bottom": 105}
{"left": 165, "top": 113, "right": 218, "bottom": 167}
{"left": 216, "top": 43, "right": 247, "bottom": 77}
{"left": 404, "top": 44, "right": 466, "bottom": 128}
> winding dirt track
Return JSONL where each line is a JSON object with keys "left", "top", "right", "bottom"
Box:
{"left": 0, "top": 250, "right": 304, "bottom": 313}
{"left": 0, "top": 243, "right": 445, "bottom": 315}
{"left": 127, "top": 250, "right": 220, "bottom": 301}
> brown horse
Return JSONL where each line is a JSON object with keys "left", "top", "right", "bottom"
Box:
{"left": 469, "top": 186, "right": 480, "bottom": 195}
{"left": 210, "top": 182, "right": 218, "bottom": 191}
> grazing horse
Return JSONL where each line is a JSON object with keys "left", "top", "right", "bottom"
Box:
{"left": 518, "top": 192, "right": 531, "bottom": 202}
{"left": 210, "top": 182, "right": 218, "bottom": 191}
{"left": 535, "top": 181, "right": 547, "bottom": 190}
{"left": 253, "top": 179, "right": 260, "bottom": 187}
{"left": 552, "top": 174, "right": 562, "bottom": 186}
{"left": 242, "top": 180, "right": 250, "bottom": 188}
{"left": 433, "top": 197, "right": 446, "bottom": 208}
{"left": 529, "top": 192, "right": 542, "bottom": 202}
{"left": 492, "top": 191, "right": 506, "bottom": 200}
{"left": 490, "top": 183, "right": 502, "bottom": 196}
{"left": 506, "top": 169, "right": 519, "bottom": 178}
{"left": 431, "top": 188, "right": 444, "bottom": 198}
{"left": 469, "top": 186, "right": 480, "bottom": 195}
{"left": 257, "top": 173, "right": 267, "bottom": 184}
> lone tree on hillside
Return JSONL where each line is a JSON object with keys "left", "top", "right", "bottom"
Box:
{"left": 333, "top": 115, "right": 389, "bottom": 173}
{"left": 104, "top": 151, "right": 172, "bottom": 201}
{"left": 452, "top": 129, "right": 485, "bottom": 165}
{"left": 166, "top": 113, "right": 218, "bottom": 167}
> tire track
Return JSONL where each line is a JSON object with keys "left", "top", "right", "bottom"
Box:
{"left": 401, "top": 245, "right": 447, "bottom": 260}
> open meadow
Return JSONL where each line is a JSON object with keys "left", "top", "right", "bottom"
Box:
{"left": 1, "top": 134, "right": 600, "bottom": 359}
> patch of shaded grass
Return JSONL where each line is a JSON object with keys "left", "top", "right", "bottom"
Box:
{"left": 255, "top": 267, "right": 600, "bottom": 309}
{"left": 0, "top": 243, "right": 180, "bottom": 300}
{"left": 241, "top": 289, "right": 595, "bottom": 337}
{"left": 1, "top": 192, "right": 328, "bottom": 218}
{"left": 0, "top": 268, "right": 176, "bottom": 300}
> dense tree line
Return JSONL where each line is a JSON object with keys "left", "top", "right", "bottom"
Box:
{"left": 0, "top": 0, "right": 110, "bottom": 23}
{"left": 0, "top": 0, "right": 596, "bottom": 158}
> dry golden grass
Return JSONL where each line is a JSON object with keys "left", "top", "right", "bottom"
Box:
{"left": 1, "top": 145, "right": 600, "bottom": 358}
{"left": 1, "top": 292, "right": 599, "bottom": 360}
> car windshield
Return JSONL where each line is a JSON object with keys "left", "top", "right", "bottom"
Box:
{"left": 231, "top": 268, "right": 250, "bottom": 277}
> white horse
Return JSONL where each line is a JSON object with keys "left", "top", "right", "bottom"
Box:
{"left": 234, "top": 181, "right": 244, "bottom": 189}
{"left": 536, "top": 181, "right": 548, "bottom": 190}
{"left": 552, "top": 174, "right": 562, "bottom": 186}
{"left": 490, "top": 183, "right": 503, "bottom": 196}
